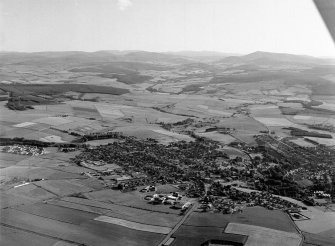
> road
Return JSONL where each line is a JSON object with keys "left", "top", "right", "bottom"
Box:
{"left": 158, "top": 201, "right": 198, "bottom": 246}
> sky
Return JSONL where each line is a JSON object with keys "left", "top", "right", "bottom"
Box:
{"left": 1, "top": 0, "right": 335, "bottom": 56}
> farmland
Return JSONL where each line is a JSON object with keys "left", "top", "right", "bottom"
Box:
{"left": 1, "top": 50, "right": 335, "bottom": 246}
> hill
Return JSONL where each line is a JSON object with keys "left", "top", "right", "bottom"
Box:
{"left": 216, "top": 51, "right": 330, "bottom": 65}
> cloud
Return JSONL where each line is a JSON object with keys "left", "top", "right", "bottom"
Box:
{"left": 117, "top": 0, "right": 132, "bottom": 11}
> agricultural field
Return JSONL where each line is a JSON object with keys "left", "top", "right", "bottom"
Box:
{"left": 295, "top": 206, "right": 335, "bottom": 238}
{"left": 85, "top": 189, "right": 182, "bottom": 215}
{"left": 224, "top": 223, "right": 302, "bottom": 246}
{"left": 197, "top": 131, "right": 236, "bottom": 144}
{"left": 94, "top": 216, "right": 172, "bottom": 234}
{"left": 185, "top": 206, "right": 298, "bottom": 233}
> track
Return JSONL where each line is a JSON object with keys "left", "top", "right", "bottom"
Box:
{"left": 158, "top": 201, "right": 197, "bottom": 246}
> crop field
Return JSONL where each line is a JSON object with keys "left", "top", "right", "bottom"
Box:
{"left": 304, "top": 137, "right": 335, "bottom": 146}
{"left": 14, "top": 155, "right": 69, "bottom": 168}
{"left": 0, "top": 83, "right": 129, "bottom": 96}
{"left": 0, "top": 226, "right": 59, "bottom": 246}
{"left": 207, "top": 109, "right": 233, "bottom": 117}
{"left": 219, "top": 116, "right": 266, "bottom": 132}
{"left": 221, "top": 146, "right": 248, "bottom": 157}
{"left": 40, "top": 135, "right": 67, "bottom": 143}
{"left": 85, "top": 139, "right": 119, "bottom": 146}
{"left": 0, "top": 166, "right": 83, "bottom": 181}
{"left": 197, "top": 132, "right": 236, "bottom": 144}
{"left": 152, "top": 129, "right": 193, "bottom": 141}
{"left": 1, "top": 208, "right": 164, "bottom": 246}
{"left": 15, "top": 202, "right": 99, "bottom": 225}
{"left": 314, "top": 102, "right": 335, "bottom": 111}
{"left": 172, "top": 225, "right": 248, "bottom": 246}
{"left": 0, "top": 159, "right": 18, "bottom": 168}
{"left": 85, "top": 189, "right": 181, "bottom": 214}
{"left": 286, "top": 94, "right": 311, "bottom": 101}
{"left": 34, "top": 104, "right": 75, "bottom": 114}
{"left": 303, "top": 232, "right": 335, "bottom": 246}
{"left": 0, "top": 192, "right": 41, "bottom": 209}
{"left": 13, "top": 122, "right": 37, "bottom": 128}
{"left": 293, "top": 115, "right": 312, "bottom": 120}
{"left": 185, "top": 207, "right": 298, "bottom": 233}
{"left": 295, "top": 206, "right": 335, "bottom": 235}
{"left": 21, "top": 131, "right": 54, "bottom": 141}
{"left": 0, "top": 152, "right": 28, "bottom": 164}
{"left": 113, "top": 125, "right": 192, "bottom": 144}
{"left": 292, "top": 115, "right": 335, "bottom": 124}
{"left": 15, "top": 122, "right": 50, "bottom": 132}
{"left": 33, "top": 116, "right": 73, "bottom": 126}
{"left": 0, "top": 123, "right": 15, "bottom": 135}
{"left": 1, "top": 127, "right": 36, "bottom": 138}
{"left": 72, "top": 106, "right": 102, "bottom": 119}
{"left": 37, "top": 150, "right": 80, "bottom": 162}
{"left": 232, "top": 132, "right": 258, "bottom": 144}
{"left": 254, "top": 117, "right": 294, "bottom": 127}
{"left": 278, "top": 102, "right": 303, "bottom": 108}
{"left": 34, "top": 179, "right": 94, "bottom": 196}
{"left": 41, "top": 128, "right": 76, "bottom": 141}
{"left": 51, "top": 197, "right": 181, "bottom": 227}
{"left": 249, "top": 105, "right": 282, "bottom": 117}
{"left": 94, "top": 215, "right": 172, "bottom": 234}
{"left": 3, "top": 184, "right": 56, "bottom": 203}
{"left": 225, "top": 223, "right": 302, "bottom": 246}
{"left": 47, "top": 198, "right": 116, "bottom": 215}
{"left": 95, "top": 104, "right": 125, "bottom": 118}
{"left": 290, "top": 138, "right": 315, "bottom": 147}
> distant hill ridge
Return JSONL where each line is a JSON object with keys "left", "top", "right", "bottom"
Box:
{"left": 0, "top": 50, "right": 332, "bottom": 66}
{"left": 216, "top": 51, "right": 330, "bottom": 65}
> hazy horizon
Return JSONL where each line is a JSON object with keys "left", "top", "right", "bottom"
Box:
{"left": 1, "top": 0, "right": 335, "bottom": 56}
